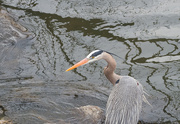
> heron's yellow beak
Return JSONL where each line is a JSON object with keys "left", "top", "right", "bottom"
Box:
{"left": 66, "top": 58, "right": 89, "bottom": 72}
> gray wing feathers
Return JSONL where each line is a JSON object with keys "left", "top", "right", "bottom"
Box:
{"left": 105, "top": 76, "right": 143, "bottom": 124}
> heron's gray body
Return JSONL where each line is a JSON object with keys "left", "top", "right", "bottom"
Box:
{"left": 105, "top": 76, "right": 143, "bottom": 124}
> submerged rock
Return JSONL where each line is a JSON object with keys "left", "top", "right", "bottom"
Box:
{"left": 0, "top": 7, "right": 34, "bottom": 76}
{"left": 0, "top": 118, "right": 13, "bottom": 124}
{"left": 0, "top": 105, "right": 12, "bottom": 124}
{"left": 0, "top": 8, "right": 30, "bottom": 46}
{"left": 75, "top": 105, "right": 105, "bottom": 124}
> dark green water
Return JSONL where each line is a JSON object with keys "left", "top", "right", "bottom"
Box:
{"left": 0, "top": 0, "right": 180, "bottom": 123}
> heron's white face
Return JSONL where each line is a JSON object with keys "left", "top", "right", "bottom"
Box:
{"left": 66, "top": 50, "right": 104, "bottom": 71}
{"left": 86, "top": 50, "right": 104, "bottom": 64}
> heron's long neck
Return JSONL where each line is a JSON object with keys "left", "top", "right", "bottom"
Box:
{"left": 103, "top": 52, "right": 121, "bottom": 85}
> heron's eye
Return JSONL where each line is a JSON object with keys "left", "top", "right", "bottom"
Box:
{"left": 91, "top": 56, "right": 95, "bottom": 59}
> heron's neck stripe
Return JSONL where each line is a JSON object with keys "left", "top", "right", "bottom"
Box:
{"left": 115, "top": 79, "right": 119, "bottom": 84}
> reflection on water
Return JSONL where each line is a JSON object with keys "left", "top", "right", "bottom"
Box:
{"left": 0, "top": 0, "right": 180, "bottom": 123}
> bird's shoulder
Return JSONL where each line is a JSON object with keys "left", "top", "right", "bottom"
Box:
{"left": 116, "top": 76, "right": 143, "bottom": 92}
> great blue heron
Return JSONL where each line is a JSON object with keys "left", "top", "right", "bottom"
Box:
{"left": 66, "top": 50, "right": 150, "bottom": 124}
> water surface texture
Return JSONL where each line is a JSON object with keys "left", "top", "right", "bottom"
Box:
{"left": 0, "top": 0, "right": 180, "bottom": 123}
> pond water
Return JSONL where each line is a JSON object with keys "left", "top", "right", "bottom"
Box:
{"left": 0, "top": 0, "right": 180, "bottom": 123}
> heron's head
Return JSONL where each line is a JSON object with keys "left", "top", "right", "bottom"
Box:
{"left": 66, "top": 50, "right": 104, "bottom": 71}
